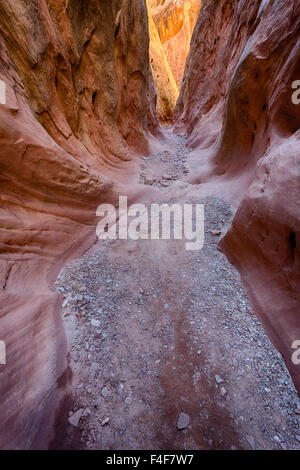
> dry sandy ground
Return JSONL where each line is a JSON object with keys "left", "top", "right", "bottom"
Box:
{"left": 54, "top": 129, "right": 300, "bottom": 450}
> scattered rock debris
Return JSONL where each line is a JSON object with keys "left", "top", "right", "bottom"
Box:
{"left": 139, "top": 129, "right": 189, "bottom": 188}
{"left": 56, "top": 131, "right": 300, "bottom": 450}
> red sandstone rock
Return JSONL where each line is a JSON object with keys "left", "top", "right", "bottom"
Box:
{"left": 176, "top": 0, "right": 300, "bottom": 392}
{"left": 1, "top": 0, "right": 299, "bottom": 452}
{"left": 0, "top": 0, "right": 158, "bottom": 449}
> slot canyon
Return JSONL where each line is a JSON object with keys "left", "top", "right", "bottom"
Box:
{"left": 0, "top": 0, "right": 299, "bottom": 451}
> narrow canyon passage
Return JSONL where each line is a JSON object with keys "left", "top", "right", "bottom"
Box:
{"left": 55, "top": 130, "right": 300, "bottom": 450}
{"left": 0, "top": 0, "right": 299, "bottom": 451}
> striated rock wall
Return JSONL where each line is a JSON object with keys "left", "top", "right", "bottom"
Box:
{"left": 176, "top": 0, "right": 300, "bottom": 392}
{"left": 149, "top": 0, "right": 201, "bottom": 87}
{"left": 0, "top": 0, "right": 158, "bottom": 449}
{"left": 147, "top": 2, "right": 179, "bottom": 121}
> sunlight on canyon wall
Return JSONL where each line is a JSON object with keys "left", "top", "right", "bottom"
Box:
{"left": 147, "top": 1, "right": 179, "bottom": 121}
{"left": 149, "top": 0, "right": 201, "bottom": 88}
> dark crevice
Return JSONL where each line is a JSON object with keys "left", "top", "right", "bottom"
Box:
{"left": 289, "top": 231, "right": 296, "bottom": 259}
{"left": 115, "top": 23, "right": 120, "bottom": 39}
{"left": 2, "top": 263, "right": 13, "bottom": 290}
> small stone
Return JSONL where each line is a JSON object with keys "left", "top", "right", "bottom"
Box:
{"left": 294, "top": 408, "right": 300, "bottom": 415}
{"left": 220, "top": 387, "right": 227, "bottom": 396}
{"left": 215, "top": 375, "right": 224, "bottom": 384}
{"left": 68, "top": 408, "right": 84, "bottom": 428}
{"left": 274, "top": 435, "right": 281, "bottom": 443}
{"left": 264, "top": 387, "right": 271, "bottom": 393}
{"left": 210, "top": 230, "right": 221, "bottom": 236}
{"left": 91, "top": 319, "right": 100, "bottom": 327}
{"left": 101, "top": 386, "right": 110, "bottom": 398}
{"left": 125, "top": 396, "right": 133, "bottom": 405}
{"left": 246, "top": 435, "right": 255, "bottom": 450}
{"left": 177, "top": 412, "right": 190, "bottom": 430}
{"left": 101, "top": 417, "right": 110, "bottom": 426}
{"left": 197, "top": 350, "right": 202, "bottom": 356}
{"left": 84, "top": 407, "right": 92, "bottom": 416}
{"left": 295, "top": 435, "right": 300, "bottom": 443}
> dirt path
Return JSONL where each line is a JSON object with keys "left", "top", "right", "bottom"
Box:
{"left": 56, "top": 130, "right": 300, "bottom": 450}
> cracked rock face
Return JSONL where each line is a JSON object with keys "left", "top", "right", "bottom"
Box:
{"left": 176, "top": 0, "right": 300, "bottom": 392}
{"left": 0, "top": 0, "right": 158, "bottom": 450}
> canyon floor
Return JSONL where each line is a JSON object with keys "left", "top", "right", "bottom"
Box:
{"left": 54, "top": 129, "right": 300, "bottom": 450}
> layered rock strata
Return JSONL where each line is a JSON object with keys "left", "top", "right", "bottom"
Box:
{"left": 176, "top": 0, "right": 300, "bottom": 392}
{"left": 0, "top": 0, "right": 158, "bottom": 449}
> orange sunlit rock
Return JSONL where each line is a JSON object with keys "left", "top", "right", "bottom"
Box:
{"left": 147, "top": 2, "right": 179, "bottom": 121}
{"left": 149, "top": 0, "right": 201, "bottom": 87}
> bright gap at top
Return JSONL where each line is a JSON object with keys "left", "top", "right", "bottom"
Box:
{"left": 147, "top": 0, "right": 202, "bottom": 121}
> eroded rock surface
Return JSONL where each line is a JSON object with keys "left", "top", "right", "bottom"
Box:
{"left": 0, "top": 0, "right": 299, "bottom": 452}
{"left": 147, "top": 2, "right": 179, "bottom": 121}
{"left": 0, "top": 0, "right": 158, "bottom": 449}
{"left": 149, "top": 0, "right": 201, "bottom": 87}
{"left": 175, "top": 0, "right": 300, "bottom": 392}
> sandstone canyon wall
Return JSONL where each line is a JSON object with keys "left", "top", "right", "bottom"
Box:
{"left": 147, "top": 2, "right": 179, "bottom": 121}
{"left": 176, "top": 0, "right": 300, "bottom": 392}
{"left": 149, "top": 0, "right": 201, "bottom": 87}
{"left": 1, "top": 0, "right": 300, "bottom": 452}
{"left": 0, "top": 0, "right": 158, "bottom": 449}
